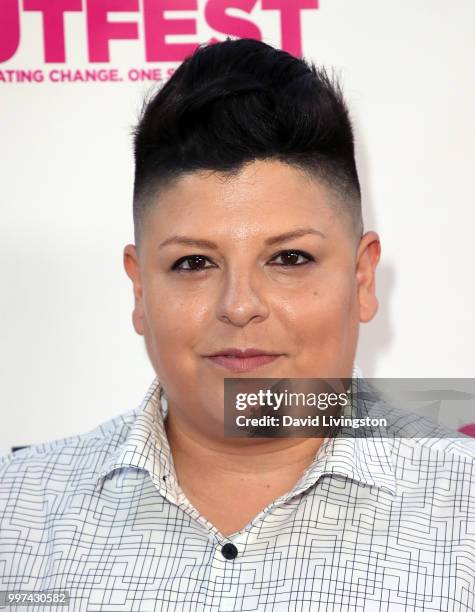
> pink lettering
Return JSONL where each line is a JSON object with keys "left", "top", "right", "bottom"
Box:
{"left": 0, "top": 0, "right": 20, "bottom": 62}
{"left": 459, "top": 424, "right": 475, "bottom": 438}
{"left": 23, "top": 0, "right": 82, "bottom": 63}
{"left": 205, "top": 0, "right": 261, "bottom": 44}
{"left": 262, "top": 0, "right": 318, "bottom": 57}
{"left": 143, "top": 0, "right": 199, "bottom": 62}
{"left": 1, "top": 0, "right": 320, "bottom": 65}
{"left": 86, "top": 0, "right": 139, "bottom": 62}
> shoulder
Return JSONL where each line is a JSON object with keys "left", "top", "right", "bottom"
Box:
{"left": 392, "top": 428, "right": 475, "bottom": 479}
{"left": 380, "top": 403, "right": 475, "bottom": 463}
{"left": 355, "top": 378, "right": 475, "bottom": 493}
{"left": 0, "top": 408, "right": 139, "bottom": 493}
{"left": 376, "top": 402, "right": 475, "bottom": 494}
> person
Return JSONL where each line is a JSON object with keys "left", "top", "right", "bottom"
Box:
{"left": 1, "top": 38, "right": 474, "bottom": 612}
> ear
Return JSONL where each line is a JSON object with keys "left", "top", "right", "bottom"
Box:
{"left": 355, "top": 231, "right": 381, "bottom": 323}
{"left": 123, "top": 244, "right": 144, "bottom": 336}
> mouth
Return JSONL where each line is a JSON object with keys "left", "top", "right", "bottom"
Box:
{"left": 203, "top": 349, "right": 283, "bottom": 373}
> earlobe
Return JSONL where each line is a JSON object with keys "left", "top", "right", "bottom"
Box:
{"left": 132, "top": 308, "right": 145, "bottom": 336}
{"left": 123, "top": 244, "right": 145, "bottom": 336}
{"left": 355, "top": 232, "right": 381, "bottom": 323}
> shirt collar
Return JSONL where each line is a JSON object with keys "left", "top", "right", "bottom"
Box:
{"left": 95, "top": 377, "right": 181, "bottom": 502}
{"left": 95, "top": 367, "right": 397, "bottom": 499}
{"left": 276, "top": 372, "right": 397, "bottom": 500}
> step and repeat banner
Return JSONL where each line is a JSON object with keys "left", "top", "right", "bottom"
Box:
{"left": 1, "top": 0, "right": 474, "bottom": 452}
{"left": 1, "top": 0, "right": 311, "bottom": 74}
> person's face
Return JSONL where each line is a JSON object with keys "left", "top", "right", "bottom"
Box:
{"left": 124, "top": 159, "right": 380, "bottom": 435}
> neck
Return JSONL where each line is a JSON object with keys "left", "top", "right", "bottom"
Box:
{"left": 164, "top": 405, "right": 324, "bottom": 489}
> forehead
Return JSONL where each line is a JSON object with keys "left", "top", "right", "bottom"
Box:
{"left": 143, "top": 159, "right": 351, "bottom": 242}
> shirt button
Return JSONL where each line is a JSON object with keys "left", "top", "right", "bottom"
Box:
{"left": 221, "top": 543, "right": 238, "bottom": 560}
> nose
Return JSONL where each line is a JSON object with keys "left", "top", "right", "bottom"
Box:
{"left": 216, "top": 267, "right": 270, "bottom": 327}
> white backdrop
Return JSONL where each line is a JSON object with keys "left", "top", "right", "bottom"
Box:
{"left": 1, "top": 0, "right": 474, "bottom": 454}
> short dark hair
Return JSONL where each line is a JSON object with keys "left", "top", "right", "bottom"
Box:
{"left": 132, "top": 38, "right": 363, "bottom": 245}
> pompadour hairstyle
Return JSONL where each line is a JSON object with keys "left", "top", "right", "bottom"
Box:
{"left": 132, "top": 38, "right": 363, "bottom": 244}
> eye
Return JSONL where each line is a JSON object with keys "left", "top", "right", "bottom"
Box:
{"left": 170, "top": 250, "right": 315, "bottom": 272}
{"left": 269, "top": 250, "right": 315, "bottom": 267}
{"left": 171, "top": 255, "right": 216, "bottom": 272}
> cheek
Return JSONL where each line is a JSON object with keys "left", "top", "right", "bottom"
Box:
{"left": 279, "top": 271, "right": 357, "bottom": 342}
{"left": 141, "top": 294, "right": 204, "bottom": 390}
{"left": 142, "top": 280, "right": 210, "bottom": 352}
{"left": 282, "top": 278, "right": 358, "bottom": 377}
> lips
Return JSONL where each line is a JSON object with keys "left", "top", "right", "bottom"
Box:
{"left": 203, "top": 348, "right": 283, "bottom": 373}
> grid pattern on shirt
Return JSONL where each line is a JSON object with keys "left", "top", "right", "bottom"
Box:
{"left": 1, "top": 373, "right": 474, "bottom": 612}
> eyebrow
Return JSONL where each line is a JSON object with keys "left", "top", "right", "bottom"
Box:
{"left": 158, "top": 228, "right": 326, "bottom": 250}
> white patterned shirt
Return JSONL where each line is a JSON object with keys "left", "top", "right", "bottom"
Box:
{"left": 1, "top": 372, "right": 474, "bottom": 611}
